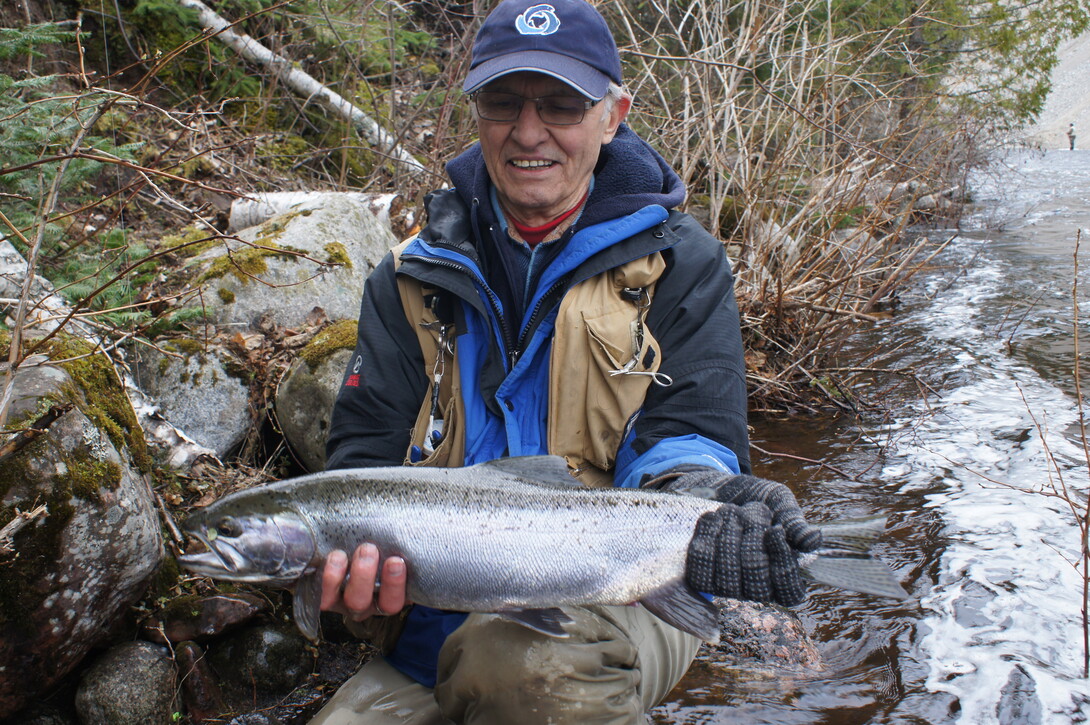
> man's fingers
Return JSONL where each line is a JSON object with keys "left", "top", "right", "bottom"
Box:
{"left": 343, "top": 543, "right": 380, "bottom": 618}
{"left": 376, "top": 557, "right": 408, "bottom": 615}
{"left": 320, "top": 549, "right": 349, "bottom": 611}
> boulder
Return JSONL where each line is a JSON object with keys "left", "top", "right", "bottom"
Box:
{"left": 128, "top": 341, "right": 252, "bottom": 459}
{"left": 187, "top": 194, "right": 396, "bottom": 330}
{"left": 0, "top": 338, "right": 163, "bottom": 716}
{"left": 74, "top": 641, "right": 176, "bottom": 725}
{"left": 275, "top": 320, "right": 358, "bottom": 472}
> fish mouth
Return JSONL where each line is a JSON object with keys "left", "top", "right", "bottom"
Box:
{"left": 177, "top": 533, "right": 255, "bottom": 580}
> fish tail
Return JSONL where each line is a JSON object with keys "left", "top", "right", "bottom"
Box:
{"left": 801, "top": 516, "right": 909, "bottom": 600}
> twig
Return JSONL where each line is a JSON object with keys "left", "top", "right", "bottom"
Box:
{"left": 0, "top": 504, "right": 49, "bottom": 556}
{"left": 0, "top": 403, "right": 74, "bottom": 463}
{"left": 750, "top": 442, "right": 858, "bottom": 480}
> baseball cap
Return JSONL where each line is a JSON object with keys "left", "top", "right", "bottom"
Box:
{"left": 463, "top": 0, "right": 623, "bottom": 101}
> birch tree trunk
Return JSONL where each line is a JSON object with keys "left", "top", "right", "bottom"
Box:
{"left": 177, "top": 0, "right": 428, "bottom": 178}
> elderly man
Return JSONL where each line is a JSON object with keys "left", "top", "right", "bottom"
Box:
{"left": 312, "top": 0, "right": 821, "bottom": 722}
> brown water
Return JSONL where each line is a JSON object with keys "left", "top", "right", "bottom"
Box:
{"left": 654, "top": 149, "right": 1090, "bottom": 724}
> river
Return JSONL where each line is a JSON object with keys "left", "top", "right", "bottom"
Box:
{"left": 654, "top": 148, "right": 1090, "bottom": 724}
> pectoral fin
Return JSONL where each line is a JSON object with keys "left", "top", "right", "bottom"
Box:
{"left": 640, "top": 580, "right": 720, "bottom": 643}
{"left": 292, "top": 570, "right": 324, "bottom": 642}
{"left": 498, "top": 607, "right": 575, "bottom": 637}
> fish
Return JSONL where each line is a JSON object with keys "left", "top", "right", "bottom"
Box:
{"left": 177, "top": 455, "right": 907, "bottom": 643}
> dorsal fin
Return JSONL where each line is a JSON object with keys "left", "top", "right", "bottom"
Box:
{"left": 482, "top": 455, "right": 581, "bottom": 489}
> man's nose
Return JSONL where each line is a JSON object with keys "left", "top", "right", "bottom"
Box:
{"left": 510, "top": 99, "right": 549, "bottom": 145}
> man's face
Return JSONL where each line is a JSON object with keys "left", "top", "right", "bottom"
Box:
{"left": 475, "top": 72, "right": 630, "bottom": 226}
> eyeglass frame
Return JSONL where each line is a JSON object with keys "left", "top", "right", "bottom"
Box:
{"left": 469, "top": 90, "right": 600, "bottom": 126}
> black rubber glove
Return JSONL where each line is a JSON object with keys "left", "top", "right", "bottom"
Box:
{"left": 645, "top": 466, "right": 823, "bottom": 553}
{"left": 643, "top": 466, "right": 822, "bottom": 606}
{"left": 685, "top": 501, "right": 806, "bottom": 605}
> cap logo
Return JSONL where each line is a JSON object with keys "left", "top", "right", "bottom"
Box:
{"left": 515, "top": 4, "right": 561, "bottom": 35}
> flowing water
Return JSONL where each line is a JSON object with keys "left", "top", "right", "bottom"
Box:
{"left": 654, "top": 149, "right": 1090, "bottom": 724}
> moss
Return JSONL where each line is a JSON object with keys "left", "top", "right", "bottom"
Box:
{"left": 195, "top": 217, "right": 309, "bottom": 285}
{"left": 0, "top": 426, "right": 123, "bottom": 631}
{"left": 257, "top": 135, "right": 311, "bottom": 171}
{"left": 218, "top": 287, "right": 236, "bottom": 304}
{"left": 158, "top": 357, "right": 172, "bottom": 376}
{"left": 299, "top": 319, "right": 358, "bottom": 372}
{"left": 164, "top": 338, "right": 204, "bottom": 356}
{"left": 160, "top": 225, "right": 221, "bottom": 257}
{"left": 32, "top": 335, "right": 153, "bottom": 473}
{"left": 324, "top": 242, "right": 352, "bottom": 269}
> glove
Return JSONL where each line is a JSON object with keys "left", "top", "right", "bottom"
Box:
{"left": 646, "top": 466, "right": 822, "bottom": 553}
{"left": 685, "top": 501, "right": 807, "bottom": 606}
{"left": 642, "top": 466, "right": 822, "bottom": 607}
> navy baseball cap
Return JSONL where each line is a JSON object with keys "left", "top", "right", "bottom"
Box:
{"left": 463, "top": 0, "right": 623, "bottom": 101}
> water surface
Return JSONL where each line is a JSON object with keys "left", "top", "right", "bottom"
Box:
{"left": 655, "top": 149, "right": 1090, "bottom": 724}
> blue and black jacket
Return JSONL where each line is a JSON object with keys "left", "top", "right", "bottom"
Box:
{"left": 326, "top": 124, "right": 750, "bottom": 686}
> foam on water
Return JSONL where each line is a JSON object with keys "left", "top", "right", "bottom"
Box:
{"left": 877, "top": 152, "right": 1090, "bottom": 722}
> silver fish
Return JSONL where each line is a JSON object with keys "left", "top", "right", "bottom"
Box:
{"left": 177, "top": 456, "right": 907, "bottom": 642}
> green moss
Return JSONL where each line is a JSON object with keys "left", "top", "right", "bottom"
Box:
{"left": 164, "top": 338, "right": 204, "bottom": 356}
{"left": 160, "top": 224, "right": 221, "bottom": 257}
{"left": 194, "top": 214, "right": 309, "bottom": 285}
{"left": 257, "top": 135, "right": 311, "bottom": 171}
{"left": 218, "top": 287, "right": 236, "bottom": 304}
{"left": 299, "top": 319, "right": 358, "bottom": 372}
{"left": 324, "top": 242, "right": 352, "bottom": 269}
{"left": 32, "top": 335, "right": 152, "bottom": 473}
{"left": 158, "top": 357, "right": 172, "bottom": 376}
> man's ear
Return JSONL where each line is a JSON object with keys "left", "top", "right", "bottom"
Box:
{"left": 601, "top": 95, "right": 632, "bottom": 144}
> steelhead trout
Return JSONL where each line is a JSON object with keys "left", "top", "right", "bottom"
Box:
{"left": 178, "top": 456, "right": 906, "bottom": 642}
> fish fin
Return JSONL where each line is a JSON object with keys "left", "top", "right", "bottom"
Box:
{"left": 802, "top": 553, "right": 909, "bottom": 600}
{"left": 640, "top": 580, "right": 720, "bottom": 644}
{"left": 483, "top": 456, "right": 581, "bottom": 489}
{"left": 498, "top": 607, "right": 575, "bottom": 637}
{"left": 292, "top": 570, "right": 324, "bottom": 642}
{"left": 807, "top": 516, "right": 909, "bottom": 599}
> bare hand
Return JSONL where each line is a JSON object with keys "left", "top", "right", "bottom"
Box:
{"left": 319, "top": 543, "right": 409, "bottom": 621}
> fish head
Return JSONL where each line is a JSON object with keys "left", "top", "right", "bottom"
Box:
{"left": 178, "top": 505, "right": 317, "bottom": 586}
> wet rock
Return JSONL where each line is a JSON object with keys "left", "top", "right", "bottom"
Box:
{"left": 176, "top": 641, "right": 227, "bottom": 724}
{"left": 704, "top": 599, "right": 822, "bottom": 669}
{"left": 275, "top": 324, "right": 355, "bottom": 471}
{"left": 74, "top": 641, "right": 176, "bottom": 725}
{"left": 0, "top": 348, "right": 163, "bottom": 715}
{"left": 129, "top": 342, "right": 252, "bottom": 458}
{"left": 997, "top": 664, "right": 1042, "bottom": 725}
{"left": 207, "top": 623, "right": 313, "bottom": 704}
{"left": 142, "top": 593, "right": 267, "bottom": 644}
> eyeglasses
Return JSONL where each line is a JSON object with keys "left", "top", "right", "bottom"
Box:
{"left": 471, "top": 91, "right": 598, "bottom": 125}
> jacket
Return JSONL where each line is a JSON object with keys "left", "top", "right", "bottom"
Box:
{"left": 325, "top": 124, "right": 750, "bottom": 686}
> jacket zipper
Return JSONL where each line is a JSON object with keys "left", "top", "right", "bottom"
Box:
{"left": 402, "top": 253, "right": 516, "bottom": 371}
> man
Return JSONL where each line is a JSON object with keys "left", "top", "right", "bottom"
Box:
{"left": 1068, "top": 123, "right": 1077, "bottom": 151}
{"left": 312, "top": 0, "right": 821, "bottom": 721}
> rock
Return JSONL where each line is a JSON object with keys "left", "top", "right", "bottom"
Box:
{"left": 207, "top": 623, "right": 313, "bottom": 705}
{"left": 176, "top": 641, "right": 227, "bottom": 724}
{"left": 275, "top": 321, "right": 357, "bottom": 472}
{"left": 187, "top": 194, "right": 396, "bottom": 330}
{"left": 142, "top": 593, "right": 268, "bottom": 644}
{"left": 128, "top": 341, "right": 252, "bottom": 459}
{"left": 6, "top": 703, "right": 77, "bottom": 724}
{"left": 997, "top": 664, "right": 1042, "bottom": 725}
{"left": 704, "top": 599, "right": 822, "bottom": 669}
{"left": 74, "top": 641, "right": 176, "bottom": 725}
{"left": 0, "top": 339, "right": 163, "bottom": 715}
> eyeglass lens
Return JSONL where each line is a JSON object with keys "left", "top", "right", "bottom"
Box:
{"left": 474, "top": 92, "right": 592, "bottom": 125}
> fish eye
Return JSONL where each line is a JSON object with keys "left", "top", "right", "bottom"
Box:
{"left": 215, "top": 517, "right": 242, "bottom": 538}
